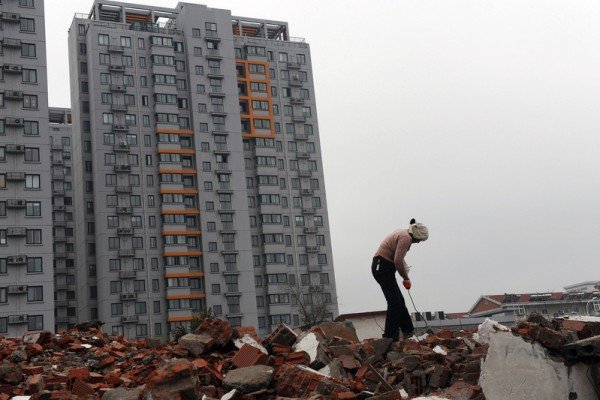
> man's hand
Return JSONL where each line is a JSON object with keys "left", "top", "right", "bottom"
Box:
{"left": 402, "top": 280, "right": 412, "bottom": 290}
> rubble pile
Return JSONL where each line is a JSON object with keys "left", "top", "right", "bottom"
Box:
{"left": 511, "top": 313, "right": 600, "bottom": 361}
{"left": 0, "top": 319, "right": 490, "bottom": 400}
{"left": 0, "top": 315, "right": 597, "bottom": 399}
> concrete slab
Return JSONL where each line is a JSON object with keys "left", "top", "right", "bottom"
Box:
{"left": 480, "top": 332, "right": 597, "bottom": 400}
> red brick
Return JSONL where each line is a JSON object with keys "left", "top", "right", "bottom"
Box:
{"left": 232, "top": 343, "right": 268, "bottom": 368}
{"left": 562, "top": 320, "right": 591, "bottom": 339}
{"left": 26, "top": 374, "right": 44, "bottom": 393}
{"left": 22, "top": 366, "right": 43, "bottom": 375}
{"left": 67, "top": 367, "right": 90, "bottom": 382}
{"left": 98, "top": 356, "right": 115, "bottom": 368}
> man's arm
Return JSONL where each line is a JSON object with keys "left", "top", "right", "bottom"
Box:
{"left": 393, "top": 235, "right": 412, "bottom": 281}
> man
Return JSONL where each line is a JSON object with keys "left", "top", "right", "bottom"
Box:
{"left": 372, "top": 218, "right": 429, "bottom": 341}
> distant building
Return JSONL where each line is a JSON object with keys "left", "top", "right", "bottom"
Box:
{"left": 335, "top": 310, "right": 515, "bottom": 341}
{"left": 564, "top": 281, "right": 600, "bottom": 293}
{"left": 469, "top": 290, "right": 600, "bottom": 319}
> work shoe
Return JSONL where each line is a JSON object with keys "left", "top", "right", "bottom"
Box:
{"left": 402, "top": 330, "right": 415, "bottom": 340}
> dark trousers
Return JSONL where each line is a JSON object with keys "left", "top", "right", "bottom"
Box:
{"left": 372, "top": 256, "right": 414, "bottom": 341}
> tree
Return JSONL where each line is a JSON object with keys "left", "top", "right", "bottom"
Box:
{"left": 288, "top": 283, "right": 335, "bottom": 327}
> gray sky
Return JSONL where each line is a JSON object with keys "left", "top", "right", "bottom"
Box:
{"left": 47, "top": 0, "right": 600, "bottom": 314}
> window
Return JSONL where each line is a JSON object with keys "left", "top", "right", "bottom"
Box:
{"left": 192, "top": 28, "right": 201, "bottom": 37}
{"left": 297, "top": 54, "right": 306, "bottom": 64}
{"left": 21, "top": 42, "right": 36, "bottom": 57}
{"left": 0, "top": 202, "right": 5, "bottom": 216}
{"left": 98, "top": 34, "right": 110, "bottom": 45}
{"left": 27, "top": 286, "right": 43, "bottom": 302}
{"left": 22, "top": 69, "right": 37, "bottom": 83}
{"left": 138, "top": 38, "right": 145, "bottom": 49}
{"left": 23, "top": 95, "right": 38, "bottom": 109}
{"left": 279, "top": 52, "right": 288, "bottom": 62}
{"left": 25, "top": 201, "right": 41, "bottom": 216}
{"left": 318, "top": 254, "right": 328, "bottom": 265}
{"left": 20, "top": 18, "right": 35, "bottom": 32}
{"left": 27, "top": 257, "right": 42, "bottom": 273}
{"left": 100, "top": 72, "right": 111, "bottom": 84}
{"left": 25, "top": 174, "right": 40, "bottom": 188}
{"left": 110, "top": 281, "right": 122, "bottom": 293}
{"left": 111, "top": 303, "right": 123, "bottom": 316}
{"left": 28, "top": 315, "right": 43, "bottom": 331}
{"left": 121, "top": 36, "right": 132, "bottom": 47}
{"left": 0, "top": 230, "right": 6, "bottom": 245}
{"left": 23, "top": 147, "right": 39, "bottom": 162}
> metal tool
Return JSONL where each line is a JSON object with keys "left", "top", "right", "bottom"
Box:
{"left": 407, "top": 289, "right": 430, "bottom": 331}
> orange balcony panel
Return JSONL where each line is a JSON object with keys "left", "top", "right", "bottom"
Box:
{"left": 159, "top": 169, "right": 197, "bottom": 175}
{"left": 157, "top": 128, "right": 194, "bottom": 135}
{"left": 162, "top": 230, "right": 202, "bottom": 236}
{"left": 157, "top": 148, "right": 196, "bottom": 155}
{"left": 159, "top": 189, "right": 198, "bottom": 195}
{"left": 160, "top": 210, "right": 201, "bottom": 215}
{"left": 164, "top": 251, "right": 203, "bottom": 257}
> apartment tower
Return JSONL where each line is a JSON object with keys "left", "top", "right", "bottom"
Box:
{"left": 0, "top": 0, "right": 54, "bottom": 336}
{"left": 69, "top": 0, "right": 337, "bottom": 339}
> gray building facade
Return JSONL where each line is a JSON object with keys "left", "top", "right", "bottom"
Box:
{"left": 68, "top": 0, "right": 337, "bottom": 339}
{"left": 0, "top": 0, "right": 54, "bottom": 336}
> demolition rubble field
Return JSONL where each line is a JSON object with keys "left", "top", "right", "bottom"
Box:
{"left": 0, "top": 314, "right": 598, "bottom": 400}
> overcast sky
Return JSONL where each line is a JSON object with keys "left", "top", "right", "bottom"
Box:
{"left": 47, "top": 0, "right": 600, "bottom": 314}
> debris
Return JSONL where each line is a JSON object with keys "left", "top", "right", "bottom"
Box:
{"left": 223, "top": 365, "right": 274, "bottom": 394}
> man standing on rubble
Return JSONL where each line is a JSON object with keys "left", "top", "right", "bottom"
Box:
{"left": 372, "top": 218, "right": 429, "bottom": 341}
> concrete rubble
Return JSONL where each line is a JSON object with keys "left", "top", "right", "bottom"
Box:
{"left": 0, "top": 314, "right": 598, "bottom": 399}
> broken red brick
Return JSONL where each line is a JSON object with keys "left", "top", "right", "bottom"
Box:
{"left": 232, "top": 343, "right": 268, "bottom": 368}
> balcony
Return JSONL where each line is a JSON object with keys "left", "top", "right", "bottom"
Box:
{"left": 5, "top": 144, "right": 25, "bottom": 153}
{"left": 52, "top": 173, "right": 65, "bottom": 180}
{"left": 115, "top": 186, "right": 132, "bottom": 194}
{"left": 308, "top": 265, "right": 322, "bottom": 272}
{"left": 304, "top": 227, "right": 318, "bottom": 234}
{"left": 206, "top": 49, "right": 222, "bottom": 59}
{"left": 52, "top": 159, "right": 64, "bottom": 166}
{"left": 221, "top": 243, "right": 238, "bottom": 254}
{"left": 120, "top": 293, "right": 137, "bottom": 301}
{"left": 306, "top": 245, "right": 321, "bottom": 253}
{"left": 54, "top": 267, "right": 69, "bottom": 275}
{"left": 53, "top": 189, "right": 65, "bottom": 196}
{"left": 213, "top": 143, "right": 229, "bottom": 153}
{"left": 291, "top": 97, "right": 305, "bottom": 105}
{"left": 220, "top": 222, "right": 235, "bottom": 232}
{"left": 114, "top": 164, "right": 132, "bottom": 173}
{"left": 121, "top": 315, "right": 139, "bottom": 323}
{"left": 113, "top": 143, "right": 130, "bottom": 152}
{"left": 53, "top": 205, "right": 66, "bottom": 212}
{"left": 7, "top": 315, "right": 28, "bottom": 325}
{"left": 54, "top": 220, "right": 67, "bottom": 227}
{"left": 3, "top": 63, "right": 22, "bottom": 74}
{"left": 289, "top": 78, "right": 303, "bottom": 87}
{"left": 7, "top": 255, "right": 27, "bottom": 265}
{"left": 216, "top": 162, "right": 231, "bottom": 173}
{"left": 301, "top": 207, "right": 316, "bottom": 215}
{"left": 108, "top": 45, "right": 124, "bottom": 53}
{"left": 110, "top": 84, "right": 127, "bottom": 92}
{"left": 116, "top": 206, "right": 133, "bottom": 214}
{"left": 5, "top": 91, "right": 24, "bottom": 100}
{"left": 296, "top": 152, "right": 310, "bottom": 159}
{"left": 111, "top": 104, "right": 128, "bottom": 112}
{"left": 51, "top": 144, "right": 63, "bottom": 151}
{"left": 207, "top": 67, "right": 223, "bottom": 78}
{"left": 294, "top": 133, "right": 309, "bottom": 141}
{"left": 300, "top": 188, "right": 314, "bottom": 196}
{"left": 298, "top": 170, "right": 312, "bottom": 178}
{"left": 53, "top": 236, "right": 67, "bottom": 243}
{"left": 6, "top": 171, "right": 24, "bottom": 181}
{"left": 119, "top": 270, "right": 137, "bottom": 279}
{"left": 109, "top": 65, "right": 125, "bottom": 73}
{"left": 287, "top": 62, "right": 301, "bottom": 69}
{"left": 8, "top": 285, "right": 28, "bottom": 295}
{"left": 54, "top": 253, "right": 67, "bottom": 259}
{"left": 204, "top": 30, "right": 221, "bottom": 40}
{"left": 210, "top": 105, "right": 226, "bottom": 115}
{"left": 217, "top": 182, "right": 232, "bottom": 192}
{"left": 292, "top": 115, "right": 307, "bottom": 123}
{"left": 6, "top": 227, "right": 26, "bottom": 237}
{"left": 2, "top": 38, "right": 22, "bottom": 48}
{"left": 118, "top": 249, "right": 135, "bottom": 257}
{"left": 7, "top": 199, "right": 26, "bottom": 208}
{"left": 112, "top": 124, "right": 129, "bottom": 132}
{"left": 117, "top": 227, "right": 134, "bottom": 235}
{"left": 1, "top": 12, "right": 21, "bottom": 23}
{"left": 55, "top": 284, "right": 70, "bottom": 291}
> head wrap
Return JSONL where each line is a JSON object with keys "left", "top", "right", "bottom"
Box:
{"left": 408, "top": 219, "right": 429, "bottom": 241}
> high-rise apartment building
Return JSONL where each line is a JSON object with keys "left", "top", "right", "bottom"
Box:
{"left": 48, "top": 107, "right": 77, "bottom": 332}
{"left": 68, "top": 0, "right": 337, "bottom": 339}
{"left": 0, "top": 0, "right": 54, "bottom": 336}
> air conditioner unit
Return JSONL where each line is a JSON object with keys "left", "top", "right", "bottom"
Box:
{"left": 7, "top": 226, "right": 26, "bottom": 236}
{"left": 120, "top": 141, "right": 127, "bottom": 147}
{"left": 3, "top": 64, "right": 22, "bottom": 73}
{"left": 6, "top": 144, "right": 25, "bottom": 153}
{"left": 7, "top": 199, "right": 26, "bottom": 208}
{"left": 55, "top": 205, "right": 65, "bottom": 211}
{"left": 2, "top": 12, "right": 21, "bottom": 22}
{"left": 7, "top": 255, "right": 27, "bottom": 264}
{"left": 8, "top": 315, "right": 28, "bottom": 324}
{"left": 6, "top": 117, "right": 24, "bottom": 126}
{"left": 8, "top": 285, "right": 28, "bottom": 294}
{"left": 292, "top": 75, "right": 300, "bottom": 80}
